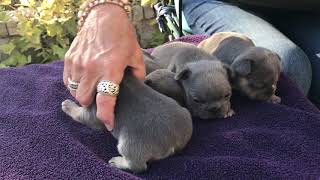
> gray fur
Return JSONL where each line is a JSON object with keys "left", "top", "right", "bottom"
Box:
{"left": 175, "top": 60, "right": 234, "bottom": 119}
{"left": 142, "top": 50, "right": 162, "bottom": 75}
{"left": 151, "top": 42, "right": 234, "bottom": 119}
{"left": 151, "top": 42, "right": 216, "bottom": 72}
{"left": 211, "top": 36, "right": 282, "bottom": 103}
{"left": 145, "top": 69, "right": 185, "bottom": 106}
{"left": 61, "top": 69, "right": 193, "bottom": 173}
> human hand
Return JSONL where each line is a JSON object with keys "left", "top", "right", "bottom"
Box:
{"left": 64, "top": 4, "right": 145, "bottom": 131}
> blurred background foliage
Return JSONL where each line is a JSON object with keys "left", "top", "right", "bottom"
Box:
{"left": 0, "top": 0, "right": 168, "bottom": 68}
{"left": 0, "top": 0, "right": 88, "bottom": 67}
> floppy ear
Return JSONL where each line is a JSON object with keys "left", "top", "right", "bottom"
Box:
{"left": 231, "top": 57, "right": 252, "bottom": 76}
{"left": 174, "top": 66, "right": 191, "bottom": 80}
{"left": 144, "top": 78, "right": 152, "bottom": 85}
{"left": 274, "top": 53, "right": 281, "bottom": 62}
{"left": 222, "top": 63, "right": 235, "bottom": 81}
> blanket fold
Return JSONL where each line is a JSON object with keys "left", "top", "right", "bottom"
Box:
{"left": 1, "top": 35, "right": 320, "bottom": 179}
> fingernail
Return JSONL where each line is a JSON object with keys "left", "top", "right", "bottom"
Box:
{"left": 105, "top": 123, "right": 113, "bottom": 131}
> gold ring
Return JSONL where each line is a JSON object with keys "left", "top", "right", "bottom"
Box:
{"left": 97, "top": 80, "right": 119, "bottom": 96}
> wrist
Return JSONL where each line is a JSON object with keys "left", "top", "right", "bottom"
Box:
{"left": 91, "top": 3, "right": 128, "bottom": 17}
{"left": 77, "top": 0, "right": 132, "bottom": 31}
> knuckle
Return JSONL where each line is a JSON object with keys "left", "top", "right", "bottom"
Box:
{"left": 82, "top": 61, "right": 96, "bottom": 74}
{"left": 73, "top": 58, "right": 83, "bottom": 69}
{"left": 72, "top": 58, "right": 90, "bottom": 72}
{"left": 64, "top": 56, "right": 72, "bottom": 66}
{"left": 76, "top": 95, "right": 92, "bottom": 107}
{"left": 82, "top": 58, "right": 95, "bottom": 68}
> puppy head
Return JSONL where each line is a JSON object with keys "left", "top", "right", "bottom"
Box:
{"left": 231, "top": 47, "right": 281, "bottom": 101}
{"left": 175, "top": 60, "right": 233, "bottom": 119}
{"left": 145, "top": 69, "right": 185, "bottom": 105}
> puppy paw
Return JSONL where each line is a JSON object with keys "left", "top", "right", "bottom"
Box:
{"left": 61, "top": 99, "right": 77, "bottom": 114}
{"left": 109, "top": 156, "right": 147, "bottom": 173}
{"left": 61, "top": 99, "right": 83, "bottom": 121}
{"left": 268, "top": 95, "right": 281, "bottom": 104}
{"left": 224, "top": 109, "right": 235, "bottom": 118}
{"left": 109, "top": 156, "right": 129, "bottom": 169}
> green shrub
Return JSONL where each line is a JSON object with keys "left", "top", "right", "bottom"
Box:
{"left": 0, "top": 0, "right": 166, "bottom": 68}
{"left": 0, "top": 0, "right": 84, "bottom": 67}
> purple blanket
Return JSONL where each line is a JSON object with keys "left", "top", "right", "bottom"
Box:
{"left": 1, "top": 35, "right": 320, "bottom": 179}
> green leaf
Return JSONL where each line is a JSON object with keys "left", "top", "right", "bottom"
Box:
{"left": 63, "top": 18, "right": 77, "bottom": 37}
{"left": 2, "top": 50, "right": 28, "bottom": 66}
{"left": 1, "top": 56, "right": 16, "bottom": 66}
{"left": 17, "top": 55, "right": 28, "bottom": 66}
{"left": 0, "top": 11, "right": 10, "bottom": 22}
{"left": 56, "top": 37, "right": 70, "bottom": 49}
{"left": 0, "top": 0, "right": 88, "bottom": 66}
{"left": 12, "top": 38, "right": 31, "bottom": 52}
{"left": 46, "top": 23, "right": 63, "bottom": 37}
{"left": 51, "top": 44, "right": 67, "bottom": 59}
{"left": 0, "top": 42, "right": 16, "bottom": 55}
{"left": 0, "top": 63, "right": 8, "bottom": 68}
{"left": 27, "top": 55, "right": 32, "bottom": 63}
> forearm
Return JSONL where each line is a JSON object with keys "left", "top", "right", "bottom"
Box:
{"left": 78, "top": 0, "right": 134, "bottom": 32}
{"left": 89, "top": 4, "right": 130, "bottom": 26}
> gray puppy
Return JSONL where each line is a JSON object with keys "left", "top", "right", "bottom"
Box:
{"left": 198, "top": 32, "right": 281, "bottom": 103}
{"left": 145, "top": 69, "right": 185, "bottom": 106}
{"left": 142, "top": 50, "right": 162, "bottom": 75}
{"left": 61, "top": 69, "right": 193, "bottom": 173}
{"left": 151, "top": 42, "right": 216, "bottom": 72}
{"left": 151, "top": 42, "right": 234, "bottom": 119}
{"left": 145, "top": 66, "right": 234, "bottom": 119}
{"left": 175, "top": 60, "right": 234, "bottom": 119}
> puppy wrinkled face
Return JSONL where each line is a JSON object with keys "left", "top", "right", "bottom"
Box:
{"left": 232, "top": 47, "right": 281, "bottom": 101}
{"left": 176, "top": 61, "right": 232, "bottom": 119}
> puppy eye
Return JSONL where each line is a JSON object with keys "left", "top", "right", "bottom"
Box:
{"left": 193, "top": 98, "right": 203, "bottom": 103}
{"left": 224, "top": 93, "right": 231, "bottom": 98}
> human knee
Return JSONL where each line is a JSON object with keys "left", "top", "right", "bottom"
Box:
{"left": 277, "top": 44, "right": 312, "bottom": 95}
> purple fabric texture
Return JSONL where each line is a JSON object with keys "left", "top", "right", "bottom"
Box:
{"left": 1, "top": 35, "right": 320, "bottom": 179}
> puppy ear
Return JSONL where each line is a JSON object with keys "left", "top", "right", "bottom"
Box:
{"left": 274, "top": 53, "right": 282, "bottom": 73}
{"left": 222, "top": 63, "right": 235, "bottom": 81}
{"left": 144, "top": 79, "right": 152, "bottom": 85}
{"left": 174, "top": 66, "right": 191, "bottom": 80}
{"left": 231, "top": 57, "right": 252, "bottom": 76}
{"left": 274, "top": 53, "right": 281, "bottom": 62}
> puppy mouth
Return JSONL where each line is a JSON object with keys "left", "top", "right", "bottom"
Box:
{"left": 248, "top": 91, "right": 274, "bottom": 101}
{"left": 186, "top": 99, "right": 228, "bottom": 119}
{"left": 195, "top": 109, "right": 226, "bottom": 119}
{"left": 240, "top": 84, "right": 275, "bottom": 101}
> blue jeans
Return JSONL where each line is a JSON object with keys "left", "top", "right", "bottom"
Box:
{"left": 182, "top": 0, "right": 320, "bottom": 103}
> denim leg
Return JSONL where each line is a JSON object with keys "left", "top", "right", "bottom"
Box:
{"left": 182, "top": 0, "right": 312, "bottom": 95}
{"left": 268, "top": 12, "right": 320, "bottom": 102}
